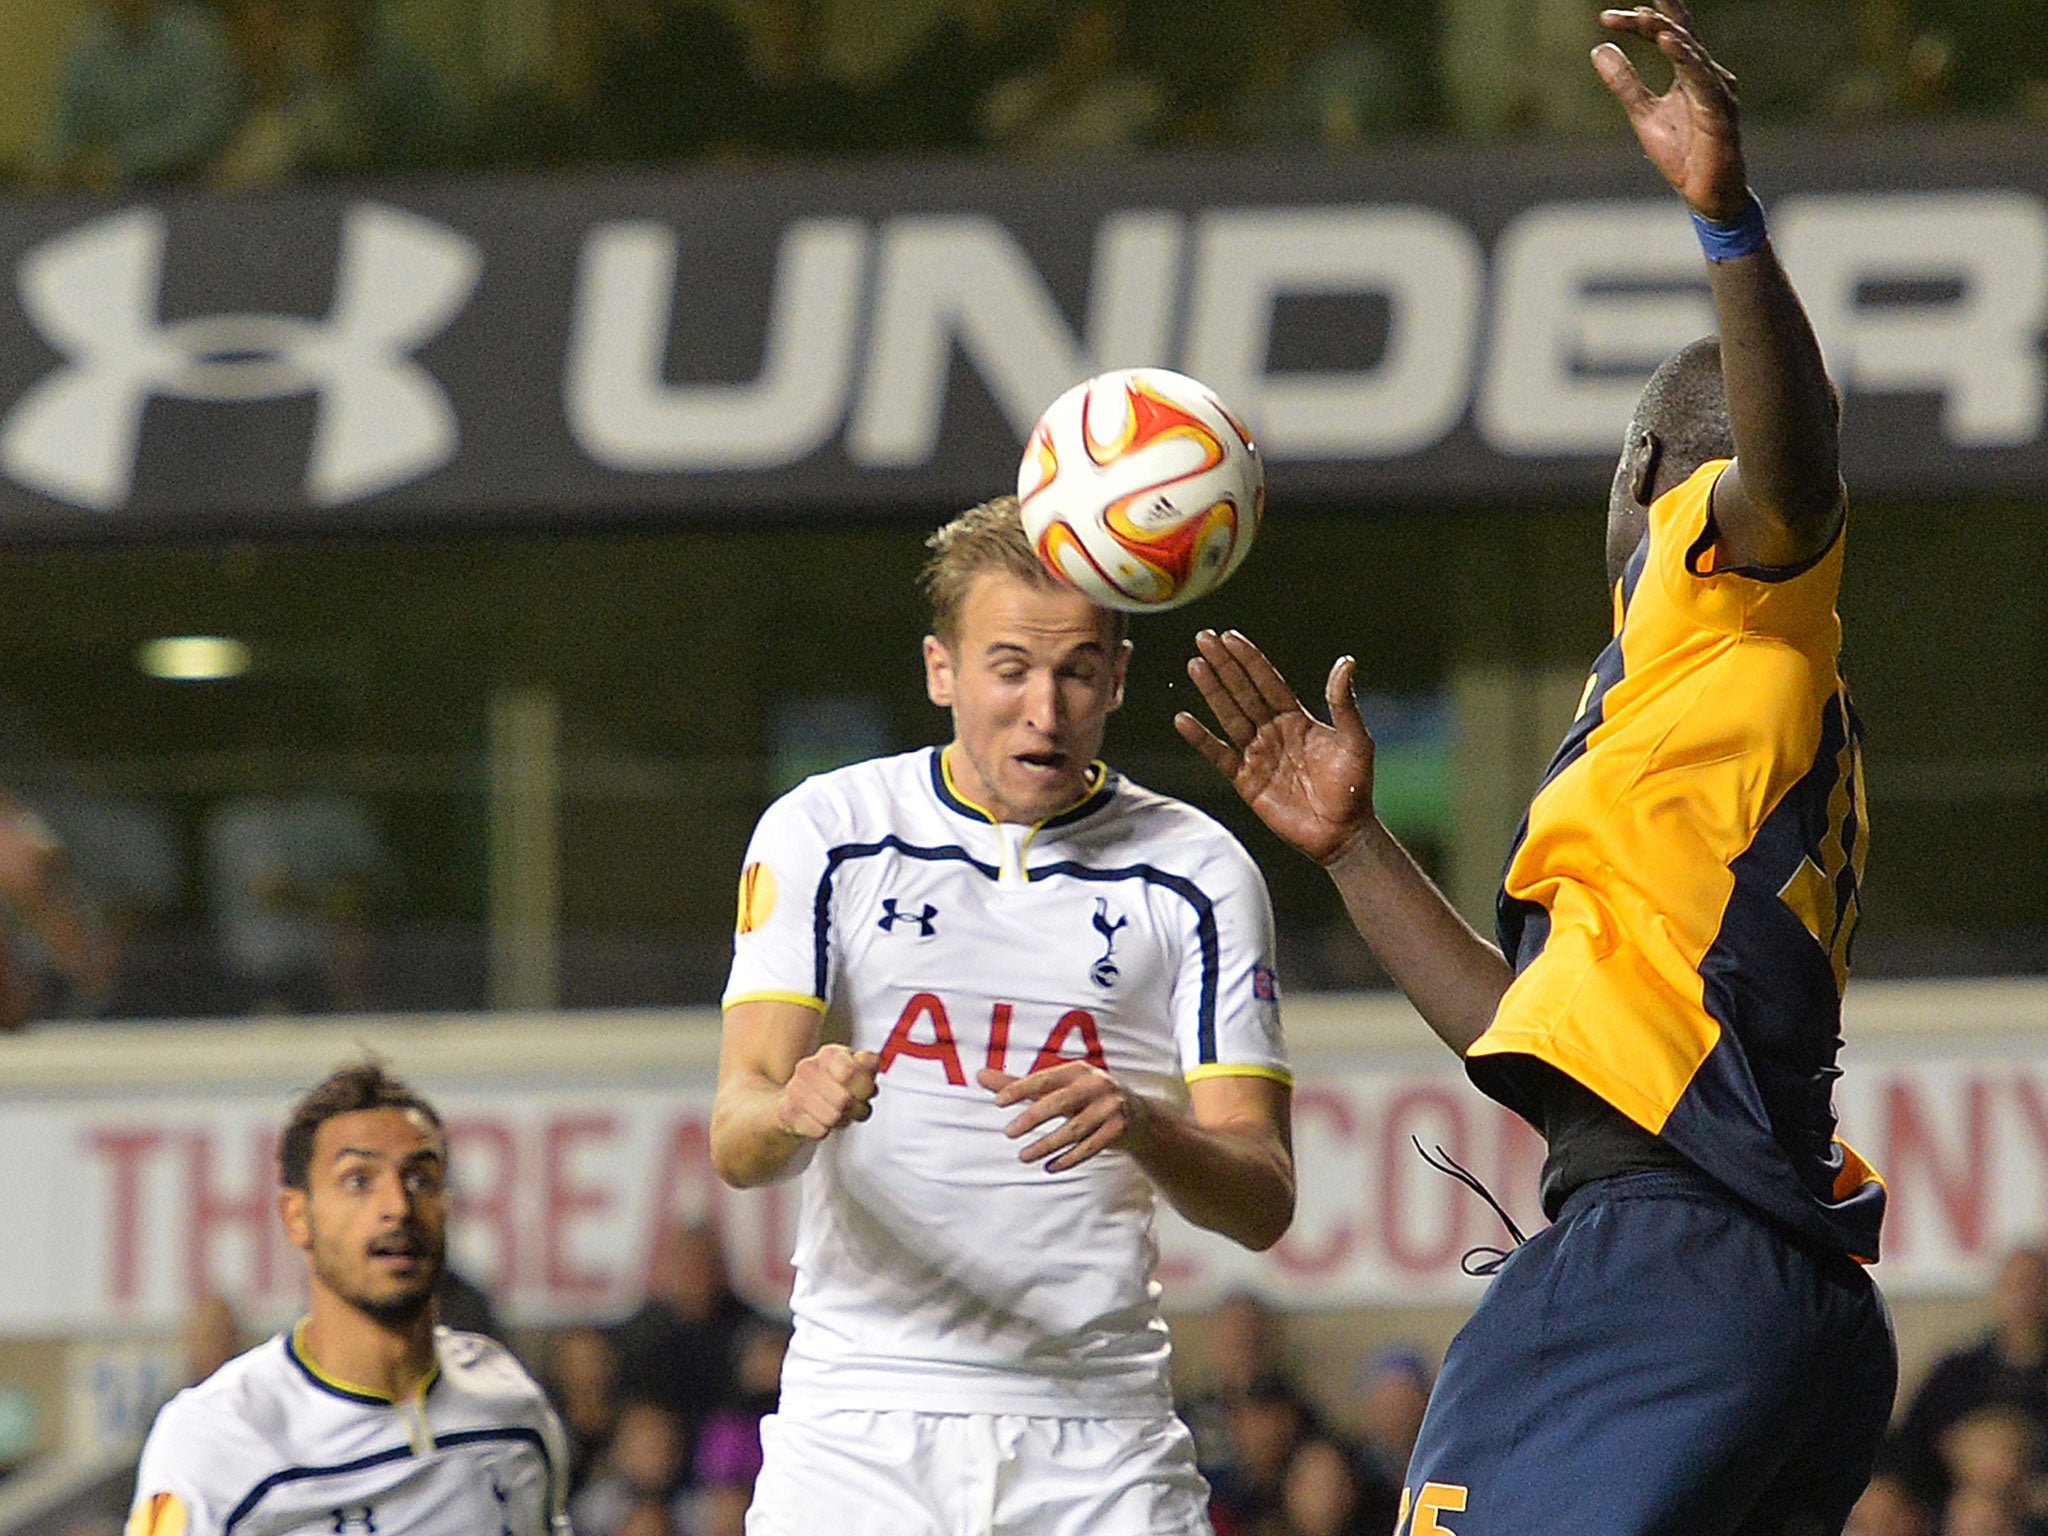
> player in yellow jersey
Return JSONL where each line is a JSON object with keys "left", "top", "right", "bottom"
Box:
{"left": 1177, "top": 4, "right": 1894, "bottom": 1532}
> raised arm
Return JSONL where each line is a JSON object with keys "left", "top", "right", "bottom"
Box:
{"left": 1175, "top": 630, "right": 1509, "bottom": 1056}
{"left": 1596, "top": 1, "right": 1842, "bottom": 565}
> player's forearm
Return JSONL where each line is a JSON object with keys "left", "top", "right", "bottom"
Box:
{"left": 1323, "top": 819, "right": 1510, "bottom": 1056}
{"left": 1707, "top": 240, "right": 1841, "bottom": 539}
{"left": 1127, "top": 1099, "right": 1295, "bottom": 1251}
{"left": 709, "top": 1075, "right": 813, "bottom": 1188}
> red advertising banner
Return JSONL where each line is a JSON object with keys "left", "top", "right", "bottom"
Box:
{"left": 10, "top": 1036, "right": 2041, "bottom": 1337}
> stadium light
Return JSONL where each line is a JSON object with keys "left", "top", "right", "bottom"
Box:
{"left": 136, "top": 635, "right": 252, "bottom": 681}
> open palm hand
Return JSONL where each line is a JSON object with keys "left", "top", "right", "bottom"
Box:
{"left": 1175, "top": 630, "right": 1376, "bottom": 867}
{"left": 1594, "top": 1, "right": 1748, "bottom": 222}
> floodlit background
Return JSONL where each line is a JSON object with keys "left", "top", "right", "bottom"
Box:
{"left": 0, "top": 1, "right": 2042, "bottom": 1531}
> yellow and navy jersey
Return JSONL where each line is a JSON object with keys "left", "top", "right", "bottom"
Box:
{"left": 1469, "top": 460, "right": 1885, "bottom": 1262}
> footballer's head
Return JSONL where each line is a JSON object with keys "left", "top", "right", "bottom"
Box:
{"left": 920, "top": 494, "right": 1128, "bottom": 653}
{"left": 1608, "top": 337, "right": 1736, "bottom": 585}
{"left": 279, "top": 1058, "right": 449, "bottom": 1327}
{"left": 921, "top": 497, "right": 1132, "bottom": 825}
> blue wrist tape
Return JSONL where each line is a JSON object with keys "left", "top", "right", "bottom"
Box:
{"left": 1691, "top": 191, "right": 1769, "bottom": 261}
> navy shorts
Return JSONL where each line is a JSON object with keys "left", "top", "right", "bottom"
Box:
{"left": 1399, "top": 1168, "right": 1896, "bottom": 1536}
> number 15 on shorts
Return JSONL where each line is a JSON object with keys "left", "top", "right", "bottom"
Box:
{"left": 1396, "top": 1481, "right": 1469, "bottom": 1536}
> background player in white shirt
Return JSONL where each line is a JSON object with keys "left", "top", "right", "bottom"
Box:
{"left": 127, "top": 1060, "right": 570, "bottom": 1536}
{"left": 712, "top": 496, "right": 1296, "bottom": 1536}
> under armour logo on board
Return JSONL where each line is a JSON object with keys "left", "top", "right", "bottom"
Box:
{"left": 2, "top": 203, "right": 482, "bottom": 510}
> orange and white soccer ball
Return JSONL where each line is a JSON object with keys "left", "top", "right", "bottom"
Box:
{"left": 1017, "top": 367, "right": 1264, "bottom": 612}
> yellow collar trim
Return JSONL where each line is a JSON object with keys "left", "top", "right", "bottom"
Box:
{"left": 289, "top": 1318, "right": 439, "bottom": 1406}
{"left": 938, "top": 745, "right": 1107, "bottom": 828}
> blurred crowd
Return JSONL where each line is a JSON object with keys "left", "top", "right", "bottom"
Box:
{"left": 1177, "top": 1290, "right": 1427, "bottom": 1536}
{"left": 30, "top": 0, "right": 458, "bottom": 191}
{"left": 16, "top": 0, "right": 2048, "bottom": 195}
{"left": 0, "top": 781, "right": 391, "bottom": 1027}
{"left": 510, "top": 1239, "right": 2048, "bottom": 1536}
{"left": 1849, "top": 1247, "right": 2048, "bottom": 1536}
{"left": 542, "top": 1222, "right": 790, "bottom": 1536}
{"left": 537, "top": 1246, "right": 1438, "bottom": 1536}
{"left": 533, "top": 1230, "right": 1440, "bottom": 1536}
{"left": 26, "top": 1224, "right": 2048, "bottom": 1534}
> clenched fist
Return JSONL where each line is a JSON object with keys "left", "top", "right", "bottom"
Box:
{"left": 776, "top": 1044, "right": 882, "bottom": 1141}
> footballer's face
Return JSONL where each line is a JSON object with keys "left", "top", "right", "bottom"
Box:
{"left": 925, "top": 571, "right": 1129, "bottom": 825}
{"left": 283, "top": 1107, "right": 448, "bottom": 1326}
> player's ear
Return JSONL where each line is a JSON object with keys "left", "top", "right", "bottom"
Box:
{"left": 924, "top": 634, "right": 956, "bottom": 708}
{"left": 278, "top": 1186, "right": 311, "bottom": 1251}
{"left": 1629, "top": 429, "right": 1663, "bottom": 506}
{"left": 1107, "top": 638, "right": 1133, "bottom": 712}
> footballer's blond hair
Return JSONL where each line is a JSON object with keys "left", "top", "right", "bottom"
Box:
{"left": 920, "top": 495, "right": 1127, "bottom": 648}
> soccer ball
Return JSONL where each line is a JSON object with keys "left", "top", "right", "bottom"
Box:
{"left": 1017, "top": 367, "right": 1264, "bottom": 612}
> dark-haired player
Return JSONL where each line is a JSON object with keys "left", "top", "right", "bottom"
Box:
{"left": 1177, "top": 4, "right": 1894, "bottom": 1531}
{"left": 127, "top": 1060, "right": 569, "bottom": 1535}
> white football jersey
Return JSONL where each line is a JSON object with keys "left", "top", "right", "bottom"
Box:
{"left": 126, "top": 1325, "right": 570, "bottom": 1536}
{"left": 725, "top": 748, "right": 1288, "bottom": 1418}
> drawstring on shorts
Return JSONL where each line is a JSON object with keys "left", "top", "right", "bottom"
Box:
{"left": 1412, "top": 1136, "right": 1528, "bottom": 1277}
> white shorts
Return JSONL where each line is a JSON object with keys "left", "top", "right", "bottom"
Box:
{"left": 744, "top": 1407, "right": 1213, "bottom": 1536}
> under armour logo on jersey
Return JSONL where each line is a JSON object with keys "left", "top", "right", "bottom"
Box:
{"left": 878, "top": 898, "right": 938, "bottom": 936}
{"left": 330, "top": 1507, "right": 377, "bottom": 1535}
{"left": 1090, "top": 897, "right": 1128, "bottom": 987}
{"left": 1, "top": 203, "right": 482, "bottom": 511}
